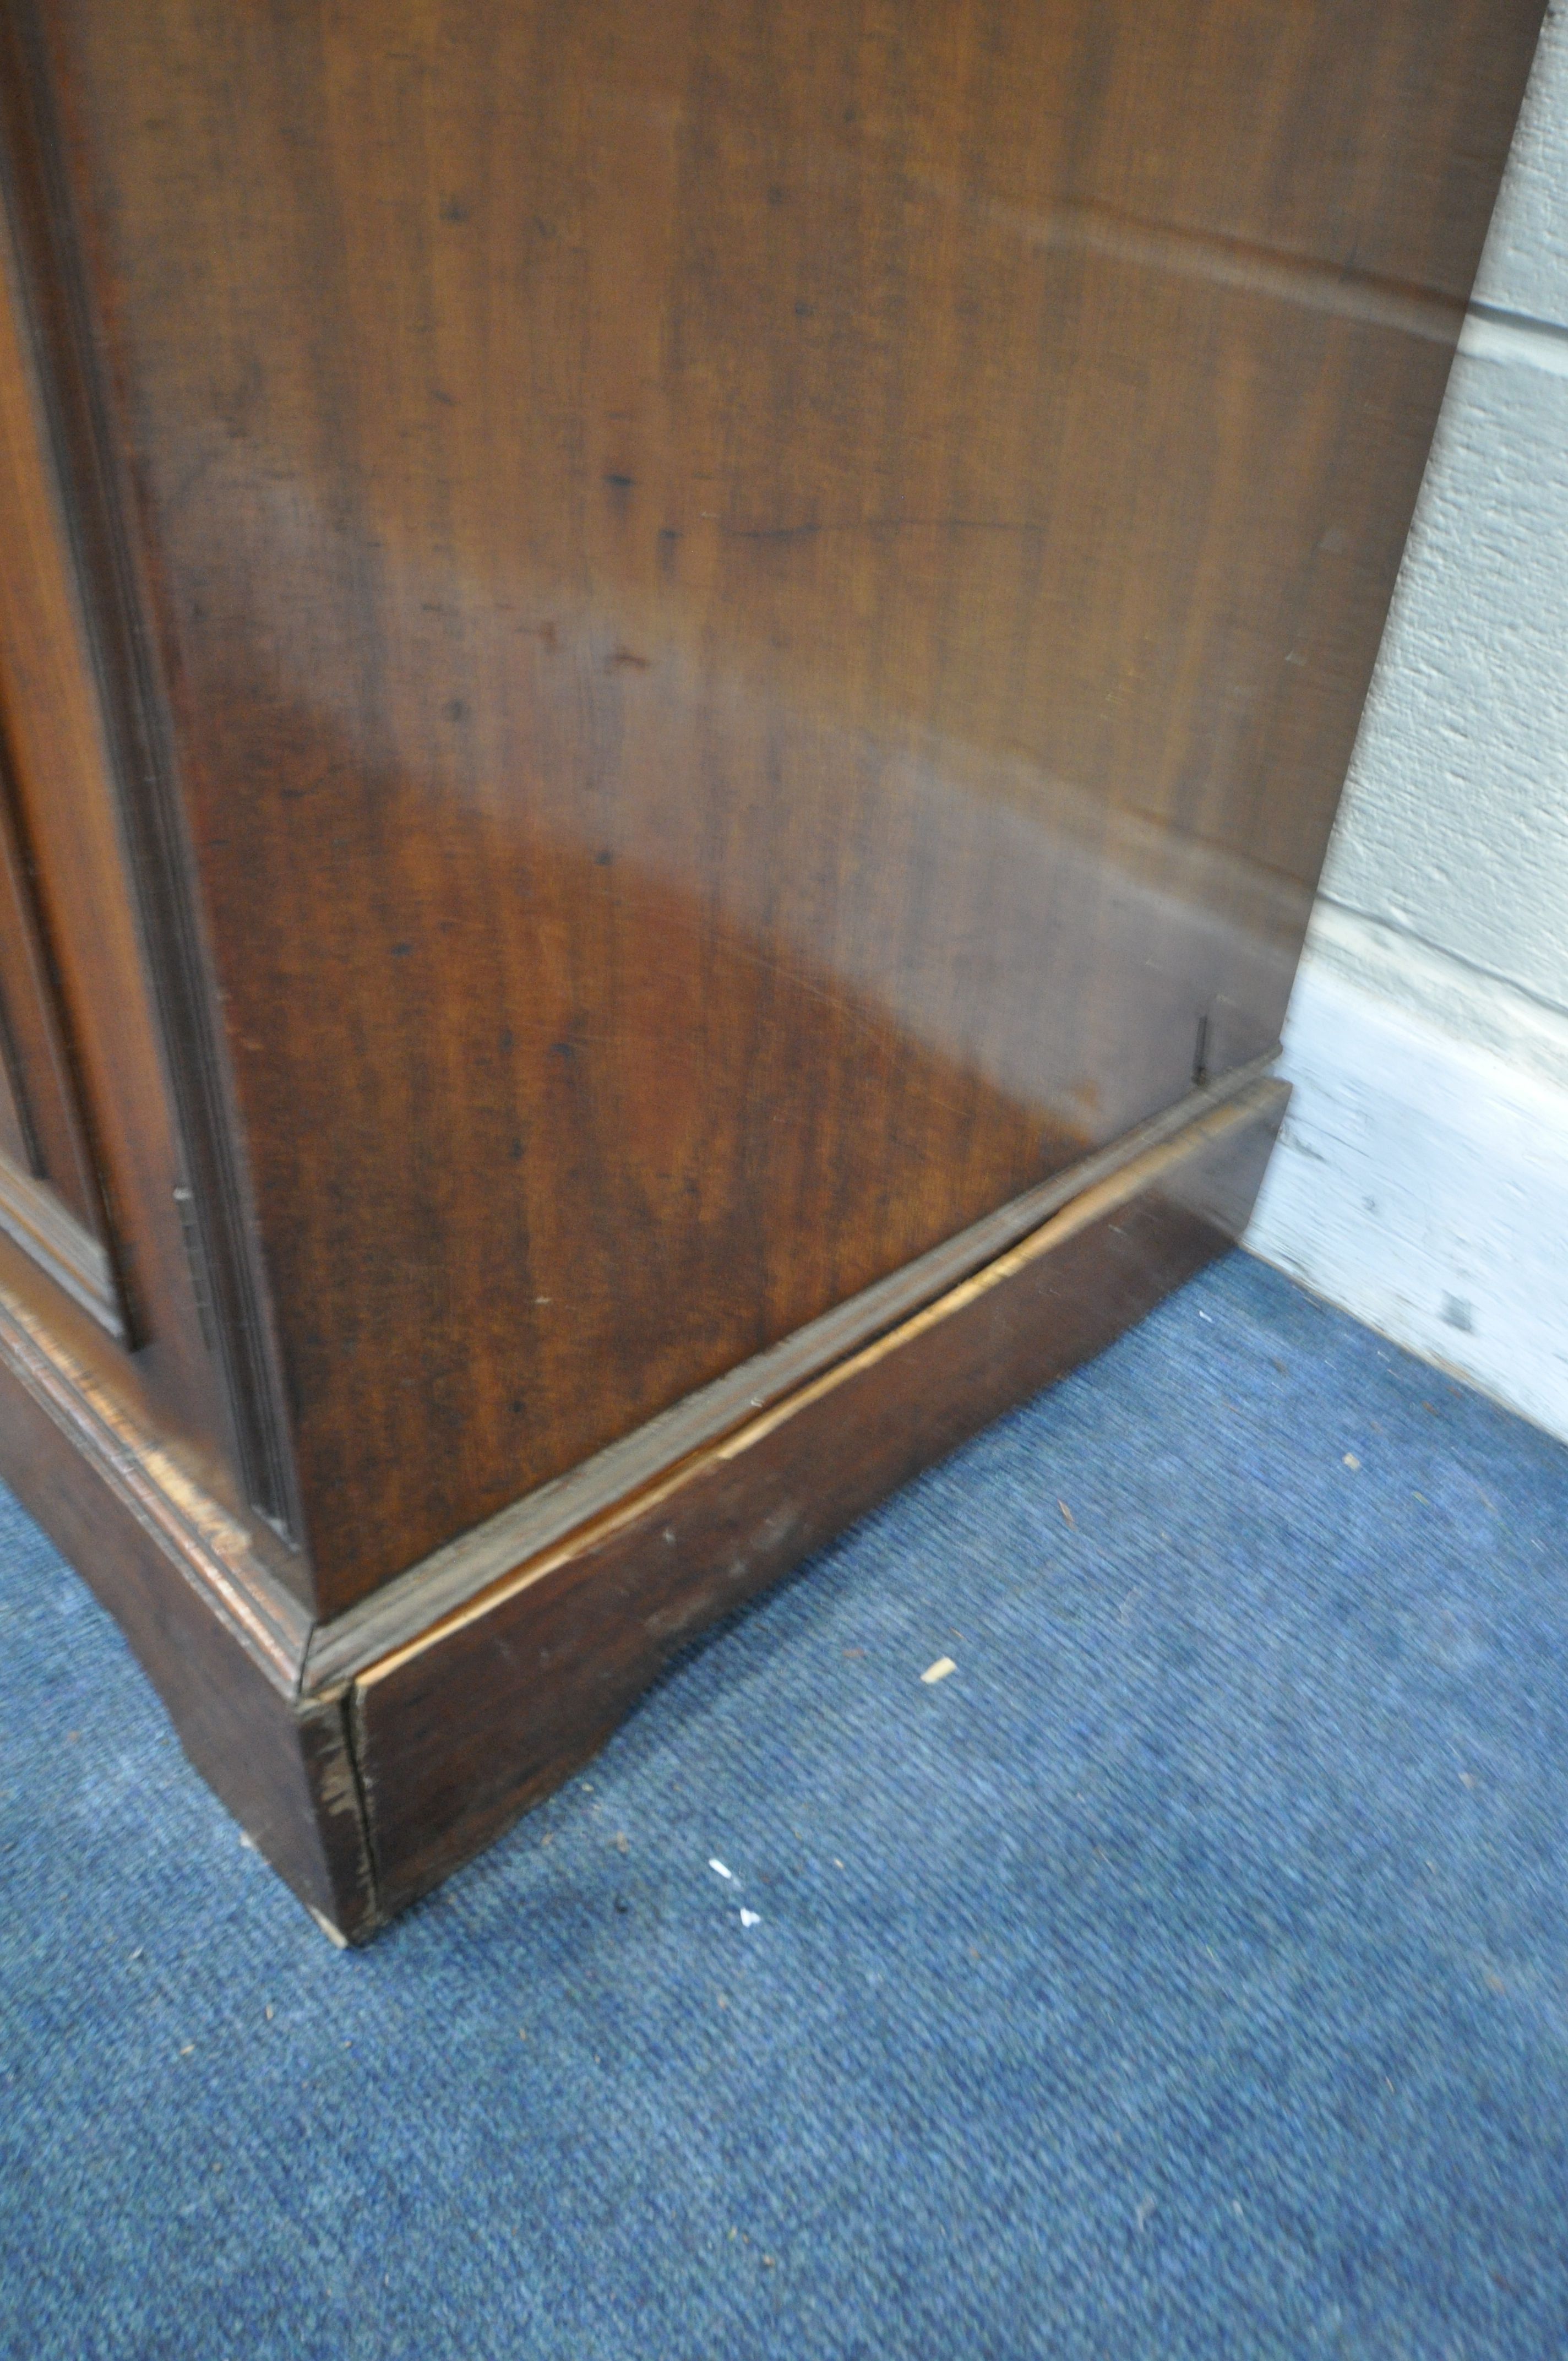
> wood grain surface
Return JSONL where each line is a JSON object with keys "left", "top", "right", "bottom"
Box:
{"left": 351, "top": 1076, "right": 1287, "bottom": 1919}
{"left": 1, "top": 21, "right": 305, "bottom": 1543}
{"left": 0, "top": 1263, "right": 374, "bottom": 1937}
{"left": 8, "top": 0, "right": 1536, "bottom": 1612}
{"left": 0, "top": 754, "right": 102, "bottom": 1239}
{"left": 0, "top": 1067, "right": 1282, "bottom": 1938}
{"left": 0, "top": 140, "right": 269, "bottom": 1511}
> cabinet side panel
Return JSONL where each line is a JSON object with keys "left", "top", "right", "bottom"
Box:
{"left": 353, "top": 1081, "right": 1287, "bottom": 1919}
{"left": 29, "top": 0, "right": 1546, "bottom": 1606}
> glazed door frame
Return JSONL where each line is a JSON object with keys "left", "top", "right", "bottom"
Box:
{"left": 0, "top": 737, "right": 123, "bottom": 1331}
{"left": 0, "top": 113, "right": 306, "bottom": 1590}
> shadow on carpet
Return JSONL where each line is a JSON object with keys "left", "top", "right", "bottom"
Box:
{"left": 3, "top": 1253, "right": 1567, "bottom": 2360}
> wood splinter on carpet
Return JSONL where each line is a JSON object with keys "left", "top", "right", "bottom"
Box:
{"left": 921, "top": 1656, "right": 957, "bottom": 1684}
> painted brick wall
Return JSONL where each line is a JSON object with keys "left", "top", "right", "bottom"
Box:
{"left": 1247, "top": 4, "right": 1568, "bottom": 1441}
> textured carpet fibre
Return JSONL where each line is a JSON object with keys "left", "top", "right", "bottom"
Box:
{"left": 3, "top": 1253, "right": 1568, "bottom": 2360}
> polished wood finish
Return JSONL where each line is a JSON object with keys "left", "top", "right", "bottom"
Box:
{"left": 0, "top": 1159, "right": 119, "bottom": 1339}
{"left": 0, "top": 757, "right": 101, "bottom": 1239}
{"left": 303, "top": 1049, "right": 1281, "bottom": 1689}
{"left": 0, "top": 1266, "right": 373, "bottom": 1939}
{"left": 1, "top": 144, "right": 297, "bottom": 1553}
{"left": 3, "top": 0, "right": 1537, "bottom": 1611}
{"left": 0, "top": 0, "right": 1543, "bottom": 1929}
{"left": 350, "top": 1076, "right": 1286, "bottom": 1921}
{"left": 0, "top": 25, "right": 301, "bottom": 1542}
{"left": 0, "top": 751, "right": 124, "bottom": 1332}
{"left": 0, "top": 1071, "right": 1283, "bottom": 1938}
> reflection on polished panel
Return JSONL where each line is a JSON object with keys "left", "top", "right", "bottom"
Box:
{"left": 40, "top": 0, "right": 1541, "bottom": 1597}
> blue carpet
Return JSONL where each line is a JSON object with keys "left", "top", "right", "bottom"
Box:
{"left": 4, "top": 1253, "right": 1568, "bottom": 2360}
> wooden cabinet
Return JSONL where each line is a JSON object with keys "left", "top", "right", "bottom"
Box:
{"left": 0, "top": 760, "right": 121, "bottom": 1329}
{"left": 0, "top": 0, "right": 1543, "bottom": 1937}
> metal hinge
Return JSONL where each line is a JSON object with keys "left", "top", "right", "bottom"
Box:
{"left": 171, "top": 1181, "right": 218, "bottom": 1351}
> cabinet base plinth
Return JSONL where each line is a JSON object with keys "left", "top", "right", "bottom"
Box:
{"left": 0, "top": 1074, "right": 1286, "bottom": 1940}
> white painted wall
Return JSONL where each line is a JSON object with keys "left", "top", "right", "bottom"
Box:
{"left": 1246, "top": 3, "right": 1568, "bottom": 1443}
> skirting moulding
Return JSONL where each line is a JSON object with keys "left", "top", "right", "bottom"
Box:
{"left": 0, "top": 0, "right": 1544, "bottom": 1933}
